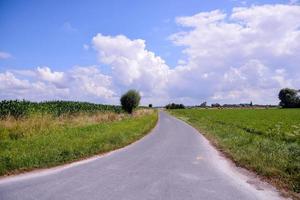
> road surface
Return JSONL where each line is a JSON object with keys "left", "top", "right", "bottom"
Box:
{"left": 0, "top": 111, "right": 285, "bottom": 200}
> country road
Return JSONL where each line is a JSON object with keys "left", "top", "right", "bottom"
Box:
{"left": 0, "top": 111, "right": 286, "bottom": 200}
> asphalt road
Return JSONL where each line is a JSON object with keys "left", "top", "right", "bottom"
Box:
{"left": 0, "top": 111, "right": 285, "bottom": 200}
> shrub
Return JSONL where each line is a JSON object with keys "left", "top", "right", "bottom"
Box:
{"left": 278, "top": 88, "right": 300, "bottom": 108}
{"left": 165, "top": 103, "right": 185, "bottom": 109}
{"left": 120, "top": 90, "right": 141, "bottom": 114}
{"left": 211, "top": 103, "right": 221, "bottom": 108}
{"left": 149, "top": 104, "right": 153, "bottom": 108}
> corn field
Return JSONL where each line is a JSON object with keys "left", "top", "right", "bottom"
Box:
{"left": 0, "top": 100, "right": 122, "bottom": 118}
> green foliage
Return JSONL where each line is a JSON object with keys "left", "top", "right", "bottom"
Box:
{"left": 169, "top": 108, "right": 300, "bottom": 193}
{"left": 211, "top": 103, "right": 221, "bottom": 107}
{"left": 165, "top": 103, "right": 185, "bottom": 109}
{"left": 0, "top": 100, "right": 122, "bottom": 118}
{"left": 0, "top": 100, "right": 30, "bottom": 119}
{"left": 199, "top": 102, "right": 207, "bottom": 107}
{"left": 279, "top": 88, "right": 300, "bottom": 108}
{"left": 120, "top": 90, "right": 141, "bottom": 113}
{"left": 0, "top": 111, "right": 158, "bottom": 175}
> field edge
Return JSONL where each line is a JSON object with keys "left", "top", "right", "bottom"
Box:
{"left": 0, "top": 110, "right": 159, "bottom": 178}
{"left": 167, "top": 110, "right": 300, "bottom": 200}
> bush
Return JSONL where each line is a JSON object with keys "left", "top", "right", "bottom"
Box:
{"left": 278, "top": 88, "right": 300, "bottom": 108}
{"left": 211, "top": 103, "right": 221, "bottom": 108}
{"left": 165, "top": 103, "right": 185, "bottom": 109}
{"left": 120, "top": 90, "right": 141, "bottom": 114}
{"left": 149, "top": 104, "right": 153, "bottom": 108}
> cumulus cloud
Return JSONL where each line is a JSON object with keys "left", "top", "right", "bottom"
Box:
{"left": 0, "top": 66, "right": 115, "bottom": 102}
{"left": 212, "top": 60, "right": 293, "bottom": 102}
{"left": 0, "top": 71, "right": 68, "bottom": 100}
{"left": 92, "top": 34, "right": 170, "bottom": 97}
{"left": 36, "top": 67, "right": 64, "bottom": 83}
{"left": 1, "top": 4, "right": 300, "bottom": 105}
{"left": 70, "top": 66, "right": 115, "bottom": 99}
{"left": 168, "top": 4, "right": 300, "bottom": 104}
{"left": 0, "top": 72, "right": 30, "bottom": 90}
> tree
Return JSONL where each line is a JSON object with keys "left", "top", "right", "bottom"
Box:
{"left": 199, "top": 102, "right": 207, "bottom": 107}
{"left": 211, "top": 103, "right": 221, "bottom": 108}
{"left": 165, "top": 103, "right": 185, "bottom": 109}
{"left": 149, "top": 104, "right": 152, "bottom": 108}
{"left": 278, "top": 88, "right": 300, "bottom": 108}
{"left": 120, "top": 90, "right": 141, "bottom": 113}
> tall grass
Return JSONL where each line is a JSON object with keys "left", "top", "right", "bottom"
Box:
{"left": 0, "top": 109, "right": 158, "bottom": 175}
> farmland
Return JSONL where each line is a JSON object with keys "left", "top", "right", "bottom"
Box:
{"left": 0, "top": 100, "right": 122, "bottom": 119}
{"left": 168, "top": 108, "right": 300, "bottom": 193}
{"left": 0, "top": 100, "right": 157, "bottom": 175}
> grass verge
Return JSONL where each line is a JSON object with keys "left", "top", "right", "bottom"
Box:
{"left": 0, "top": 109, "right": 158, "bottom": 176}
{"left": 168, "top": 109, "right": 300, "bottom": 197}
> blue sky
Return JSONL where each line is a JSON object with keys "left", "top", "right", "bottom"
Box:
{"left": 0, "top": 0, "right": 289, "bottom": 69}
{"left": 0, "top": 0, "right": 299, "bottom": 105}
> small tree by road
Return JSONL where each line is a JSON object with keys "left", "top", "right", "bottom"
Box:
{"left": 120, "top": 90, "right": 141, "bottom": 114}
{"left": 278, "top": 88, "right": 300, "bottom": 108}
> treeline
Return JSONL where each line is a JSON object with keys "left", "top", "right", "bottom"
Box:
{"left": 194, "top": 102, "right": 276, "bottom": 108}
{"left": 0, "top": 100, "right": 122, "bottom": 119}
{"left": 165, "top": 101, "right": 276, "bottom": 109}
{"left": 165, "top": 88, "right": 300, "bottom": 109}
{"left": 165, "top": 103, "right": 185, "bottom": 109}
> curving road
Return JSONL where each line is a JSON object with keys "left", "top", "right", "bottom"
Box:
{"left": 0, "top": 111, "right": 285, "bottom": 200}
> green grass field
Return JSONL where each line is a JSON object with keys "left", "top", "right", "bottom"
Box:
{"left": 169, "top": 108, "right": 300, "bottom": 193}
{"left": 0, "top": 110, "right": 158, "bottom": 176}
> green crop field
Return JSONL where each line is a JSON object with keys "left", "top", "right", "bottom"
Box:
{"left": 0, "top": 100, "right": 157, "bottom": 176}
{"left": 169, "top": 108, "right": 300, "bottom": 193}
{"left": 0, "top": 100, "right": 122, "bottom": 119}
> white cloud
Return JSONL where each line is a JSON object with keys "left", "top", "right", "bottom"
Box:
{"left": 92, "top": 34, "right": 170, "bottom": 97}
{"left": 36, "top": 67, "right": 64, "bottom": 83}
{"left": 0, "top": 66, "right": 115, "bottom": 102}
{"left": 212, "top": 60, "right": 293, "bottom": 103}
{"left": 1, "top": 4, "right": 300, "bottom": 105}
{"left": 168, "top": 4, "right": 300, "bottom": 104}
{"left": 0, "top": 51, "right": 12, "bottom": 59}
{"left": 0, "top": 71, "right": 68, "bottom": 100}
{"left": 70, "top": 66, "right": 115, "bottom": 99}
{"left": 0, "top": 72, "right": 30, "bottom": 90}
